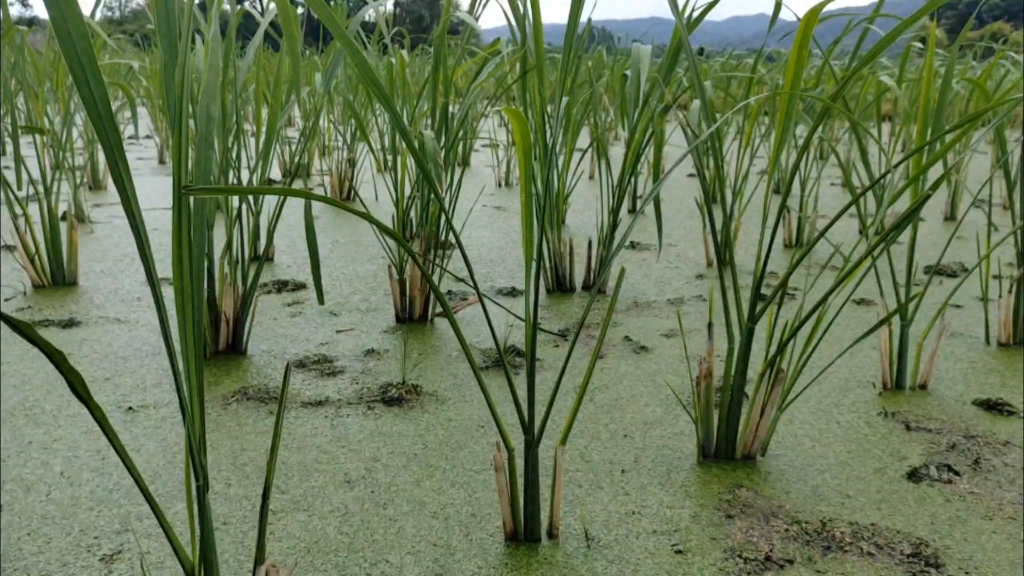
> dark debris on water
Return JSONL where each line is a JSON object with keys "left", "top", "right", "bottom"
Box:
{"left": 480, "top": 344, "right": 527, "bottom": 372}
{"left": 905, "top": 462, "right": 962, "bottom": 485}
{"left": 31, "top": 317, "right": 82, "bottom": 329}
{"left": 624, "top": 240, "right": 657, "bottom": 251}
{"left": 971, "top": 397, "right": 1022, "bottom": 417}
{"left": 622, "top": 335, "right": 651, "bottom": 354}
{"left": 258, "top": 279, "right": 308, "bottom": 295}
{"left": 229, "top": 386, "right": 279, "bottom": 404}
{"left": 444, "top": 289, "right": 473, "bottom": 304}
{"left": 228, "top": 386, "right": 346, "bottom": 409}
{"left": 878, "top": 409, "right": 1021, "bottom": 506}
{"left": 923, "top": 262, "right": 969, "bottom": 278}
{"left": 369, "top": 381, "right": 423, "bottom": 407}
{"left": 722, "top": 487, "right": 945, "bottom": 576}
{"left": 494, "top": 286, "right": 525, "bottom": 298}
{"left": 291, "top": 353, "right": 346, "bottom": 378}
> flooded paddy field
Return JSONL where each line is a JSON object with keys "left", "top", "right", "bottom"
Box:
{"left": 2, "top": 129, "right": 1021, "bottom": 575}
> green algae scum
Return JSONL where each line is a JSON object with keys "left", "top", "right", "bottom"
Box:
{"left": 1, "top": 0, "right": 1023, "bottom": 573}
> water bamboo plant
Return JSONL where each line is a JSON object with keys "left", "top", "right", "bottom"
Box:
{"left": 1, "top": 31, "right": 82, "bottom": 288}
{"left": 503, "top": 0, "right": 593, "bottom": 293}
{"left": 669, "top": 0, "right": 1021, "bottom": 459}
{"left": 856, "top": 22, "right": 1020, "bottom": 388}
{"left": 583, "top": 35, "right": 687, "bottom": 292}
{"left": 1, "top": 0, "right": 301, "bottom": 573}
{"left": 353, "top": 10, "right": 504, "bottom": 322}
{"left": 186, "top": 0, "right": 685, "bottom": 543}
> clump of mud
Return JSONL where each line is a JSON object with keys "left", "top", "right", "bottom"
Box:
{"left": 757, "top": 287, "right": 798, "bottom": 302}
{"left": 721, "top": 486, "right": 945, "bottom": 576}
{"left": 493, "top": 286, "right": 525, "bottom": 298}
{"left": 368, "top": 381, "right": 423, "bottom": 407}
{"left": 291, "top": 353, "right": 346, "bottom": 378}
{"left": 228, "top": 386, "right": 346, "bottom": 409}
{"left": 444, "top": 289, "right": 473, "bottom": 305}
{"left": 229, "top": 386, "right": 279, "bottom": 404}
{"left": 666, "top": 294, "right": 706, "bottom": 307}
{"left": 622, "top": 335, "right": 651, "bottom": 354}
{"left": 258, "top": 279, "right": 308, "bottom": 295}
{"left": 31, "top": 317, "right": 82, "bottom": 329}
{"left": 297, "top": 397, "right": 347, "bottom": 409}
{"left": 923, "top": 262, "right": 969, "bottom": 278}
{"left": 971, "top": 397, "right": 1022, "bottom": 417}
{"left": 624, "top": 240, "right": 656, "bottom": 251}
{"left": 878, "top": 410, "right": 1023, "bottom": 504}
{"left": 480, "top": 344, "right": 527, "bottom": 372}
{"left": 905, "top": 463, "right": 962, "bottom": 484}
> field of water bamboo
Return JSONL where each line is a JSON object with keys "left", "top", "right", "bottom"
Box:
{"left": 1, "top": 0, "right": 1022, "bottom": 573}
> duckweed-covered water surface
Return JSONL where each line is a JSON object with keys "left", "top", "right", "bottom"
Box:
{"left": 1, "top": 0, "right": 1022, "bottom": 574}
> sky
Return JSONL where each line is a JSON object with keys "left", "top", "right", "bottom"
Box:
{"left": 25, "top": 0, "right": 878, "bottom": 30}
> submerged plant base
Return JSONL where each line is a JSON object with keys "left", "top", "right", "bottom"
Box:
{"left": 721, "top": 487, "right": 945, "bottom": 576}
{"left": 85, "top": 163, "right": 109, "bottom": 191}
{"left": 388, "top": 265, "right": 433, "bottom": 324}
{"left": 995, "top": 281, "right": 1023, "bottom": 346}
{"left": 327, "top": 157, "right": 358, "bottom": 202}
{"left": 546, "top": 237, "right": 578, "bottom": 294}
{"left": 249, "top": 244, "right": 276, "bottom": 263}
{"left": 213, "top": 281, "right": 245, "bottom": 355}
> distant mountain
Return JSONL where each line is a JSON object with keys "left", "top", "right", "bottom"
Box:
{"left": 480, "top": 0, "right": 929, "bottom": 50}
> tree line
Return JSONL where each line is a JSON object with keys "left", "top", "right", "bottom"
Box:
{"left": 3, "top": 0, "right": 473, "bottom": 51}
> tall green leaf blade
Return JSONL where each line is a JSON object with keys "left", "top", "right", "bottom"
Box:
{"left": 0, "top": 312, "right": 192, "bottom": 574}
{"left": 41, "top": 0, "right": 187, "bottom": 423}
{"left": 500, "top": 106, "right": 535, "bottom": 295}
{"left": 253, "top": 362, "right": 292, "bottom": 574}
{"left": 304, "top": 200, "right": 326, "bottom": 305}
{"left": 769, "top": 0, "right": 830, "bottom": 181}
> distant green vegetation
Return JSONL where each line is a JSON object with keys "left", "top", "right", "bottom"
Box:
{"left": 935, "top": 0, "right": 1022, "bottom": 36}
{"left": 932, "top": 0, "right": 1023, "bottom": 54}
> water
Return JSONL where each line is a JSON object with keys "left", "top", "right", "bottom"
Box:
{"left": 1, "top": 133, "right": 1021, "bottom": 574}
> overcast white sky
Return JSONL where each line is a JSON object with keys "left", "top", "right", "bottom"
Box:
{"left": 26, "top": 0, "right": 877, "bottom": 30}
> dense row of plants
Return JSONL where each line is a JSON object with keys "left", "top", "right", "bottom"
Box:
{"left": 0, "top": 0, "right": 1021, "bottom": 569}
